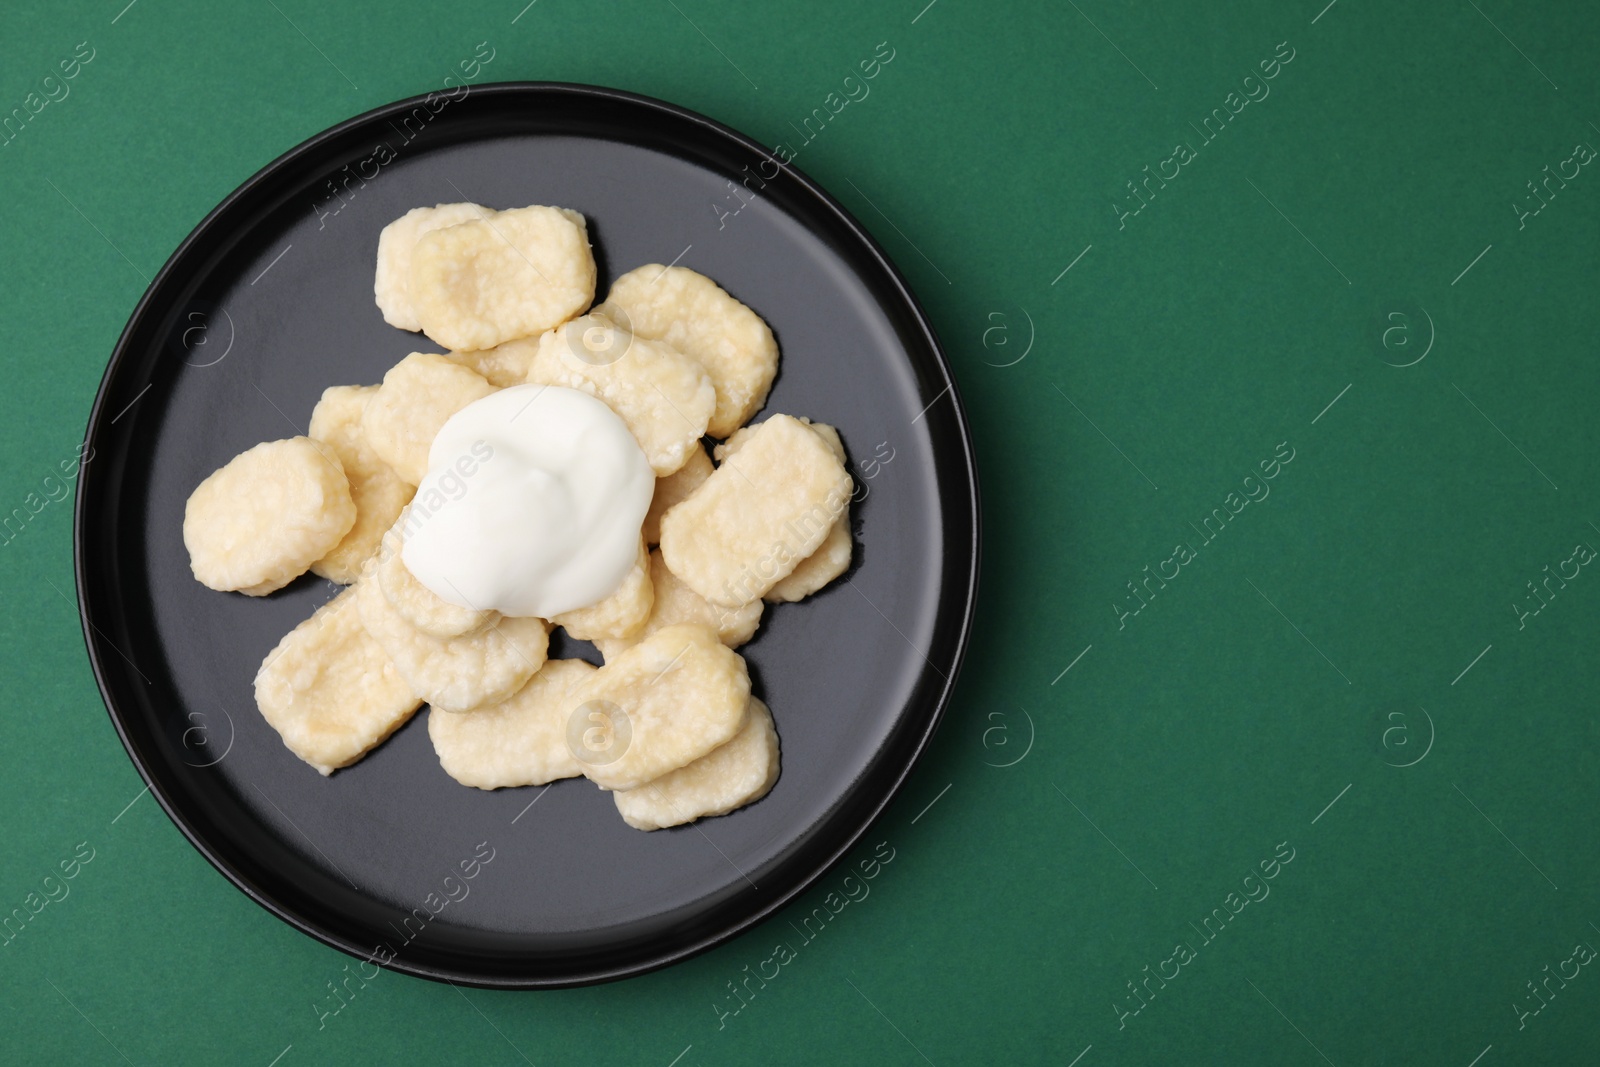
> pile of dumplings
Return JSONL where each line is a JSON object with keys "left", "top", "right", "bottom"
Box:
{"left": 180, "top": 202, "right": 855, "bottom": 830}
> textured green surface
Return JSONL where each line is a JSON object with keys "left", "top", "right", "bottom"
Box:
{"left": 3, "top": 0, "right": 1598, "bottom": 1063}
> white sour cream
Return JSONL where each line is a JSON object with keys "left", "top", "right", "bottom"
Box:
{"left": 402, "top": 384, "right": 654, "bottom": 618}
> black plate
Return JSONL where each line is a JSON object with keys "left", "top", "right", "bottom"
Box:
{"left": 74, "top": 83, "right": 978, "bottom": 988}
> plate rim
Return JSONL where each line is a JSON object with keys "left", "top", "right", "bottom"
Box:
{"left": 73, "top": 80, "right": 982, "bottom": 988}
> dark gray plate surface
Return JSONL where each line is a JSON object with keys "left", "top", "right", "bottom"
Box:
{"left": 75, "top": 83, "right": 978, "bottom": 987}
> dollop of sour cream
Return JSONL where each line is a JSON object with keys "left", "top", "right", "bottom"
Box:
{"left": 402, "top": 384, "right": 654, "bottom": 619}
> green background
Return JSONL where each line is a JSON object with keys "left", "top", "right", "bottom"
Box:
{"left": 3, "top": 0, "right": 1598, "bottom": 1062}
